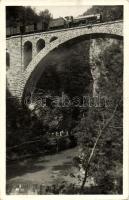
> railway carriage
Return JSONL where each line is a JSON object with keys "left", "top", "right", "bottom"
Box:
{"left": 36, "top": 21, "right": 43, "bottom": 32}
{"left": 6, "top": 14, "right": 102, "bottom": 37}
{"left": 73, "top": 14, "right": 102, "bottom": 26}
{"left": 6, "top": 26, "right": 20, "bottom": 36}
{"left": 25, "top": 24, "right": 35, "bottom": 34}
{"left": 48, "top": 17, "right": 66, "bottom": 30}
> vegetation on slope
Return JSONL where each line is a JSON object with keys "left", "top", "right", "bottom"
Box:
{"left": 83, "top": 5, "right": 123, "bottom": 22}
{"left": 6, "top": 6, "right": 52, "bottom": 27}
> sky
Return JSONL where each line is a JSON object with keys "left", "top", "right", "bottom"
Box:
{"left": 33, "top": 6, "right": 92, "bottom": 18}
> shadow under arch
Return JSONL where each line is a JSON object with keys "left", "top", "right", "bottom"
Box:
{"left": 22, "top": 32, "right": 123, "bottom": 105}
{"left": 24, "top": 41, "right": 32, "bottom": 68}
{"left": 50, "top": 36, "right": 58, "bottom": 43}
{"left": 6, "top": 51, "right": 10, "bottom": 70}
{"left": 36, "top": 39, "right": 45, "bottom": 53}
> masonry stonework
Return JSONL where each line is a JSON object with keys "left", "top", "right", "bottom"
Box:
{"left": 6, "top": 20, "right": 123, "bottom": 103}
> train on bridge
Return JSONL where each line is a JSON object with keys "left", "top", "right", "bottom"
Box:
{"left": 6, "top": 14, "right": 102, "bottom": 37}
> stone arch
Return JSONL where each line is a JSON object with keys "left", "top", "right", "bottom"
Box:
{"left": 36, "top": 39, "right": 45, "bottom": 53}
{"left": 22, "top": 32, "right": 122, "bottom": 102}
{"left": 24, "top": 41, "right": 32, "bottom": 68}
{"left": 6, "top": 51, "right": 10, "bottom": 70}
{"left": 50, "top": 36, "right": 58, "bottom": 43}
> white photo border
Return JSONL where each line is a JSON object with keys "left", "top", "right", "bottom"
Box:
{"left": 0, "top": 0, "right": 129, "bottom": 199}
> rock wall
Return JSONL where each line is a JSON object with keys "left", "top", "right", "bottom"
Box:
{"left": 89, "top": 38, "right": 122, "bottom": 96}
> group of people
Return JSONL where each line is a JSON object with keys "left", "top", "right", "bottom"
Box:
{"left": 49, "top": 130, "right": 69, "bottom": 137}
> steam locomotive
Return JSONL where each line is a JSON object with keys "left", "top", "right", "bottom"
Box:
{"left": 6, "top": 14, "right": 102, "bottom": 37}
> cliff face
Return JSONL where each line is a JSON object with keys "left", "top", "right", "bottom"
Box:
{"left": 89, "top": 38, "right": 123, "bottom": 97}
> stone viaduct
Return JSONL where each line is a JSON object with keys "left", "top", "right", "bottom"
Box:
{"left": 6, "top": 20, "right": 123, "bottom": 104}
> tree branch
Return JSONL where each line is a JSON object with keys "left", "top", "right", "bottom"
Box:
{"left": 80, "top": 103, "right": 119, "bottom": 192}
{"left": 7, "top": 136, "right": 44, "bottom": 150}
